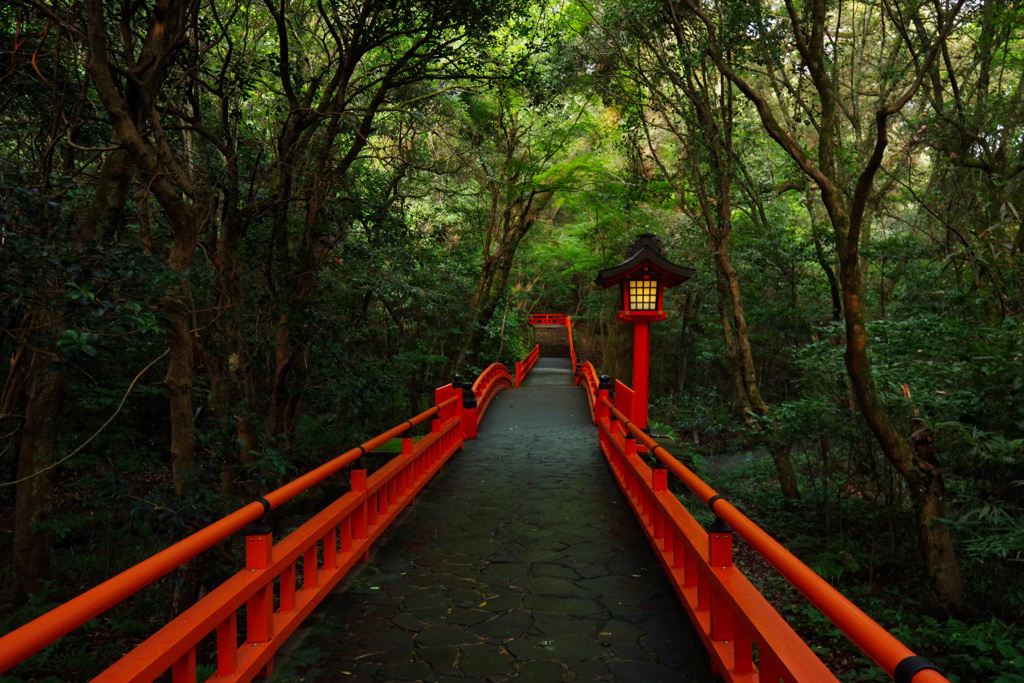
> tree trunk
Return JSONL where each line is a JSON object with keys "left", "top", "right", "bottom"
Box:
{"left": 267, "top": 312, "right": 295, "bottom": 441}
{"left": 918, "top": 476, "right": 963, "bottom": 610}
{"left": 805, "top": 186, "right": 843, "bottom": 323}
{"left": 80, "top": 148, "right": 131, "bottom": 241}
{"left": 166, "top": 305, "right": 196, "bottom": 494}
{"left": 0, "top": 345, "right": 29, "bottom": 481}
{"left": 455, "top": 190, "right": 551, "bottom": 370}
{"left": 714, "top": 240, "right": 770, "bottom": 416}
{"left": 769, "top": 439, "right": 801, "bottom": 501}
{"left": 8, "top": 315, "right": 66, "bottom": 602}
{"left": 682, "top": 84, "right": 800, "bottom": 499}
{"left": 838, "top": 213, "right": 964, "bottom": 610}
{"left": 714, "top": 269, "right": 750, "bottom": 414}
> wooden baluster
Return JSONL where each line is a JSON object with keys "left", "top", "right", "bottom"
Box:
{"left": 171, "top": 647, "right": 196, "bottom": 683}
{"left": 216, "top": 613, "right": 238, "bottom": 676}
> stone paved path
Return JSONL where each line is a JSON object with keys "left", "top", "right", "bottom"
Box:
{"left": 271, "top": 359, "right": 712, "bottom": 682}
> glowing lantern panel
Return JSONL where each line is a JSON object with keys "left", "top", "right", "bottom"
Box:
{"left": 628, "top": 277, "right": 659, "bottom": 312}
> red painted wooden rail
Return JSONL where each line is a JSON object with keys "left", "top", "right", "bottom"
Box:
{"left": 527, "top": 313, "right": 567, "bottom": 325}
{"left": 577, "top": 360, "right": 600, "bottom": 418}
{"left": 565, "top": 315, "right": 578, "bottom": 372}
{"left": 524, "top": 312, "right": 578, "bottom": 377}
{"left": 579, "top": 369, "right": 949, "bottom": 683}
{"left": 0, "top": 359, "right": 521, "bottom": 681}
{"left": 515, "top": 344, "right": 539, "bottom": 387}
{"left": 472, "top": 362, "right": 515, "bottom": 424}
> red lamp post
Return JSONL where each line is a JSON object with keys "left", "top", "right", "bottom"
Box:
{"left": 595, "top": 233, "right": 694, "bottom": 430}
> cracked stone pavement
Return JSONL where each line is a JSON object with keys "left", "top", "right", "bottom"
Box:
{"left": 271, "top": 359, "right": 712, "bottom": 682}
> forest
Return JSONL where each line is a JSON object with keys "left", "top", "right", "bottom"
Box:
{"left": 1, "top": 0, "right": 1022, "bottom": 679}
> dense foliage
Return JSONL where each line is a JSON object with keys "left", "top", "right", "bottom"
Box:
{"left": 1, "top": 0, "right": 1022, "bottom": 680}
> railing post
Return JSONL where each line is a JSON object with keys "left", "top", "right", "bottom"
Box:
{"left": 708, "top": 515, "right": 733, "bottom": 568}
{"left": 455, "top": 374, "right": 478, "bottom": 440}
{"left": 452, "top": 374, "right": 464, "bottom": 435}
{"left": 351, "top": 468, "right": 369, "bottom": 562}
{"left": 245, "top": 520, "right": 274, "bottom": 676}
{"left": 596, "top": 375, "right": 613, "bottom": 452}
{"left": 435, "top": 384, "right": 454, "bottom": 423}
{"left": 709, "top": 515, "right": 735, "bottom": 643}
{"left": 596, "top": 375, "right": 613, "bottom": 424}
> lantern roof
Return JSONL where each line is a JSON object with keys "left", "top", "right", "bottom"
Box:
{"left": 594, "top": 233, "right": 695, "bottom": 289}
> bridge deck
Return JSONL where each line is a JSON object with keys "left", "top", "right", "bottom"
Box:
{"left": 271, "top": 358, "right": 711, "bottom": 681}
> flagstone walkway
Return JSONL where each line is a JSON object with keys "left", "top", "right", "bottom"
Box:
{"left": 271, "top": 359, "right": 712, "bottom": 682}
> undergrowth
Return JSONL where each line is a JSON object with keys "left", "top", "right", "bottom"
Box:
{"left": 705, "top": 456, "right": 1024, "bottom": 683}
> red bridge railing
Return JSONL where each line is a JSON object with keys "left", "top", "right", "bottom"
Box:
{"left": 0, "top": 354, "right": 524, "bottom": 681}
{"left": 578, "top": 369, "right": 949, "bottom": 683}
{"left": 526, "top": 313, "right": 579, "bottom": 374}
{"left": 4, "top": 347, "right": 947, "bottom": 683}
{"left": 527, "top": 313, "right": 567, "bottom": 325}
{"left": 470, "top": 362, "right": 515, "bottom": 429}
{"left": 577, "top": 360, "right": 600, "bottom": 416}
{"left": 565, "top": 315, "right": 578, "bottom": 372}
{"left": 515, "top": 345, "right": 539, "bottom": 386}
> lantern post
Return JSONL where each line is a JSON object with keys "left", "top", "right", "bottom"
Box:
{"left": 595, "top": 233, "right": 694, "bottom": 430}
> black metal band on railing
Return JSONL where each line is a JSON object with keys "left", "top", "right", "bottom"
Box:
{"left": 245, "top": 497, "right": 274, "bottom": 535}
{"left": 894, "top": 656, "right": 942, "bottom": 683}
{"left": 256, "top": 497, "right": 272, "bottom": 516}
{"left": 707, "top": 494, "right": 727, "bottom": 515}
{"left": 357, "top": 445, "right": 366, "bottom": 457}
{"left": 403, "top": 420, "right": 413, "bottom": 431}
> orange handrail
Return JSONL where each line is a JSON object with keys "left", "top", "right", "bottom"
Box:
{"left": 564, "top": 315, "right": 578, "bottom": 373}
{"left": 0, "top": 394, "right": 459, "bottom": 677}
{"left": 576, "top": 360, "right": 600, "bottom": 419}
{"left": 598, "top": 391, "right": 949, "bottom": 683}
{"left": 471, "top": 362, "right": 514, "bottom": 424}
{"left": 515, "top": 344, "right": 539, "bottom": 387}
{"left": 94, "top": 399, "right": 466, "bottom": 682}
{"left": 528, "top": 313, "right": 567, "bottom": 325}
